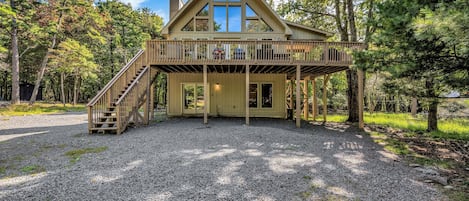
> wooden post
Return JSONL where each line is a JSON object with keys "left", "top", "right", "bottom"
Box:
{"left": 289, "top": 78, "right": 294, "bottom": 110}
{"left": 245, "top": 65, "right": 250, "bottom": 125}
{"left": 312, "top": 77, "right": 317, "bottom": 121}
{"left": 149, "top": 78, "right": 155, "bottom": 121}
{"left": 322, "top": 74, "right": 330, "bottom": 123}
{"left": 87, "top": 106, "right": 92, "bottom": 134}
{"left": 143, "top": 67, "right": 150, "bottom": 125}
{"left": 296, "top": 65, "right": 301, "bottom": 128}
{"left": 303, "top": 76, "right": 310, "bottom": 121}
{"left": 358, "top": 69, "right": 364, "bottom": 129}
{"left": 203, "top": 65, "right": 208, "bottom": 124}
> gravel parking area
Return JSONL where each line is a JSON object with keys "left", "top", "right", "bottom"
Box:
{"left": 0, "top": 113, "right": 446, "bottom": 200}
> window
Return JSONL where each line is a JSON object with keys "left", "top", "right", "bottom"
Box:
{"left": 245, "top": 4, "right": 273, "bottom": 32}
{"left": 182, "top": 4, "right": 209, "bottom": 32}
{"left": 214, "top": 4, "right": 241, "bottom": 32}
{"left": 249, "top": 83, "right": 273, "bottom": 108}
{"left": 249, "top": 84, "right": 258, "bottom": 108}
{"left": 261, "top": 84, "right": 273, "bottom": 108}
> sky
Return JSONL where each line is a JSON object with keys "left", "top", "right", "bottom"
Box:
{"left": 120, "top": 0, "right": 280, "bottom": 24}
{"left": 119, "top": 0, "right": 189, "bottom": 23}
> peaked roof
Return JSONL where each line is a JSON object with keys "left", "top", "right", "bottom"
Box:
{"left": 284, "top": 21, "right": 334, "bottom": 37}
{"left": 161, "top": 0, "right": 332, "bottom": 39}
{"left": 161, "top": 0, "right": 292, "bottom": 37}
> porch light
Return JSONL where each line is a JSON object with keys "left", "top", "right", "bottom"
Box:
{"left": 215, "top": 83, "right": 221, "bottom": 91}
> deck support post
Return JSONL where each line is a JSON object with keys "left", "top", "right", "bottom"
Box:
{"left": 143, "top": 67, "right": 151, "bottom": 125}
{"left": 149, "top": 76, "right": 155, "bottom": 121}
{"left": 303, "top": 76, "right": 310, "bottom": 121}
{"left": 358, "top": 69, "right": 364, "bottom": 129}
{"left": 312, "top": 77, "right": 317, "bottom": 121}
{"left": 296, "top": 65, "right": 301, "bottom": 128}
{"left": 245, "top": 65, "right": 250, "bottom": 125}
{"left": 289, "top": 78, "right": 294, "bottom": 110}
{"left": 322, "top": 74, "right": 331, "bottom": 123}
{"left": 203, "top": 65, "right": 208, "bottom": 124}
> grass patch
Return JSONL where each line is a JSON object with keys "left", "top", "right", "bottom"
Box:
{"left": 410, "top": 155, "right": 456, "bottom": 169}
{"left": 297, "top": 191, "right": 311, "bottom": 199}
{"left": 0, "top": 166, "right": 5, "bottom": 174}
{"left": 20, "top": 165, "right": 45, "bottom": 174}
{"left": 369, "top": 132, "right": 411, "bottom": 155}
{"left": 11, "top": 155, "right": 25, "bottom": 162}
{"left": 0, "top": 102, "right": 86, "bottom": 116}
{"left": 445, "top": 190, "right": 469, "bottom": 201}
{"left": 313, "top": 114, "right": 348, "bottom": 123}
{"left": 312, "top": 112, "right": 469, "bottom": 140}
{"left": 463, "top": 99, "right": 469, "bottom": 107}
{"left": 65, "top": 146, "right": 108, "bottom": 164}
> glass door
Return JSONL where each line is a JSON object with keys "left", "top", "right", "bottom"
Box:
{"left": 183, "top": 83, "right": 208, "bottom": 114}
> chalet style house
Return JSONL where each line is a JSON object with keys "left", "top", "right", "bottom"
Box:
{"left": 87, "top": 0, "right": 364, "bottom": 134}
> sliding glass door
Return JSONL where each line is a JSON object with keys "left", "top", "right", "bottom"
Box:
{"left": 183, "top": 83, "right": 208, "bottom": 114}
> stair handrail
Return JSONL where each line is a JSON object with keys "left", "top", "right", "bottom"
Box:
{"left": 115, "top": 66, "right": 149, "bottom": 105}
{"left": 87, "top": 49, "right": 145, "bottom": 107}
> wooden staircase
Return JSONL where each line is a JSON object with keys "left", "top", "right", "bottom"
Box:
{"left": 87, "top": 50, "right": 158, "bottom": 134}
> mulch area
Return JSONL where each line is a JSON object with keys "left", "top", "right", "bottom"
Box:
{"left": 367, "top": 125, "right": 469, "bottom": 191}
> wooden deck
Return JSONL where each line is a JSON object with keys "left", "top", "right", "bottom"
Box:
{"left": 146, "top": 40, "right": 364, "bottom": 77}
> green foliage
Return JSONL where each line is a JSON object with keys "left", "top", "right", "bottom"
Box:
{"left": 0, "top": 0, "right": 164, "bottom": 103}
{"left": 356, "top": 0, "right": 469, "bottom": 131}
{"left": 20, "top": 165, "right": 45, "bottom": 174}
{"left": 314, "top": 112, "right": 469, "bottom": 140}
{"left": 0, "top": 103, "right": 86, "bottom": 116}
{"left": 65, "top": 146, "right": 108, "bottom": 164}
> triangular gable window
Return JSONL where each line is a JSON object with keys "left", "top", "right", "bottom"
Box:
{"left": 197, "top": 4, "right": 209, "bottom": 16}
{"left": 182, "top": 4, "right": 209, "bottom": 32}
{"left": 245, "top": 4, "right": 273, "bottom": 32}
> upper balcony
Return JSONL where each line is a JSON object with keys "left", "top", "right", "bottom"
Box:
{"left": 146, "top": 40, "right": 364, "bottom": 76}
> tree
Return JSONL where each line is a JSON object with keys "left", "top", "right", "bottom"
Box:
{"left": 277, "top": 0, "right": 373, "bottom": 123}
{"left": 49, "top": 39, "right": 97, "bottom": 105}
{"left": 358, "top": 0, "right": 469, "bottom": 131}
{"left": 9, "top": 0, "right": 20, "bottom": 104}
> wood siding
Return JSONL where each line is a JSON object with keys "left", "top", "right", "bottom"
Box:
{"left": 168, "top": 73, "right": 286, "bottom": 118}
{"left": 288, "top": 26, "right": 328, "bottom": 40}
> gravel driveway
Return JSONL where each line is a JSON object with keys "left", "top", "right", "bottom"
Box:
{"left": 0, "top": 113, "right": 446, "bottom": 200}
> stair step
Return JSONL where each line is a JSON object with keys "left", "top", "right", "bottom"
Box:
{"left": 99, "top": 116, "right": 117, "bottom": 119}
{"left": 90, "top": 127, "right": 117, "bottom": 131}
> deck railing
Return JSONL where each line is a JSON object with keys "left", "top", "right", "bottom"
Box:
{"left": 146, "top": 40, "right": 364, "bottom": 66}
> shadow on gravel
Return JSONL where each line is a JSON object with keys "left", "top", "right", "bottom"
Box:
{"left": 0, "top": 117, "right": 445, "bottom": 201}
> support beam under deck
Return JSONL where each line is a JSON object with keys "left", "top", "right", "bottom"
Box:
{"left": 296, "top": 65, "right": 301, "bottom": 128}
{"left": 245, "top": 65, "right": 250, "bottom": 125}
{"left": 203, "top": 65, "right": 208, "bottom": 124}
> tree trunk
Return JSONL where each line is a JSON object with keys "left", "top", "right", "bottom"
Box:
{"left": 347, "top": 69, "right": 359, "bottom": 122}
{"left": 334, "top": 0, "right": 348, "bottom": 41}
{"left": 428, "top": 100, "right": 438, "bottom": 131}
{"left": 426, "top": 78, "right": 438, "bottom": 131}
{"left": 73, "top": 70, "right": 79, "bottom": 106}
{"left": 29, "top": 0, "right": 65, "bottom": 105}
{"left": 347, "top": 0, "right": 357, "bottom": 42}
{"left": 61, "top": 72, "right": 65, "bottom": 107}
{"left": 411, "top": 97, "right": 417, "bottom": 117}
{"left": 10, "top": 0, "right": 20, "bottom": 105}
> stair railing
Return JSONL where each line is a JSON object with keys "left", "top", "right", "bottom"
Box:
{"left": 114, "top": 66, "right": 152, "bottom": 134}
{"left": 87, "top": 50, "right": 146, "bottom": 133}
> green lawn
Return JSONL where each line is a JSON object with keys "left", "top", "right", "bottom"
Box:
{"left": 0, "top": 103, "right": 86, "bottom": 116}
{"left": 313, "top": 112, "right": 469, "bottom": 140}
